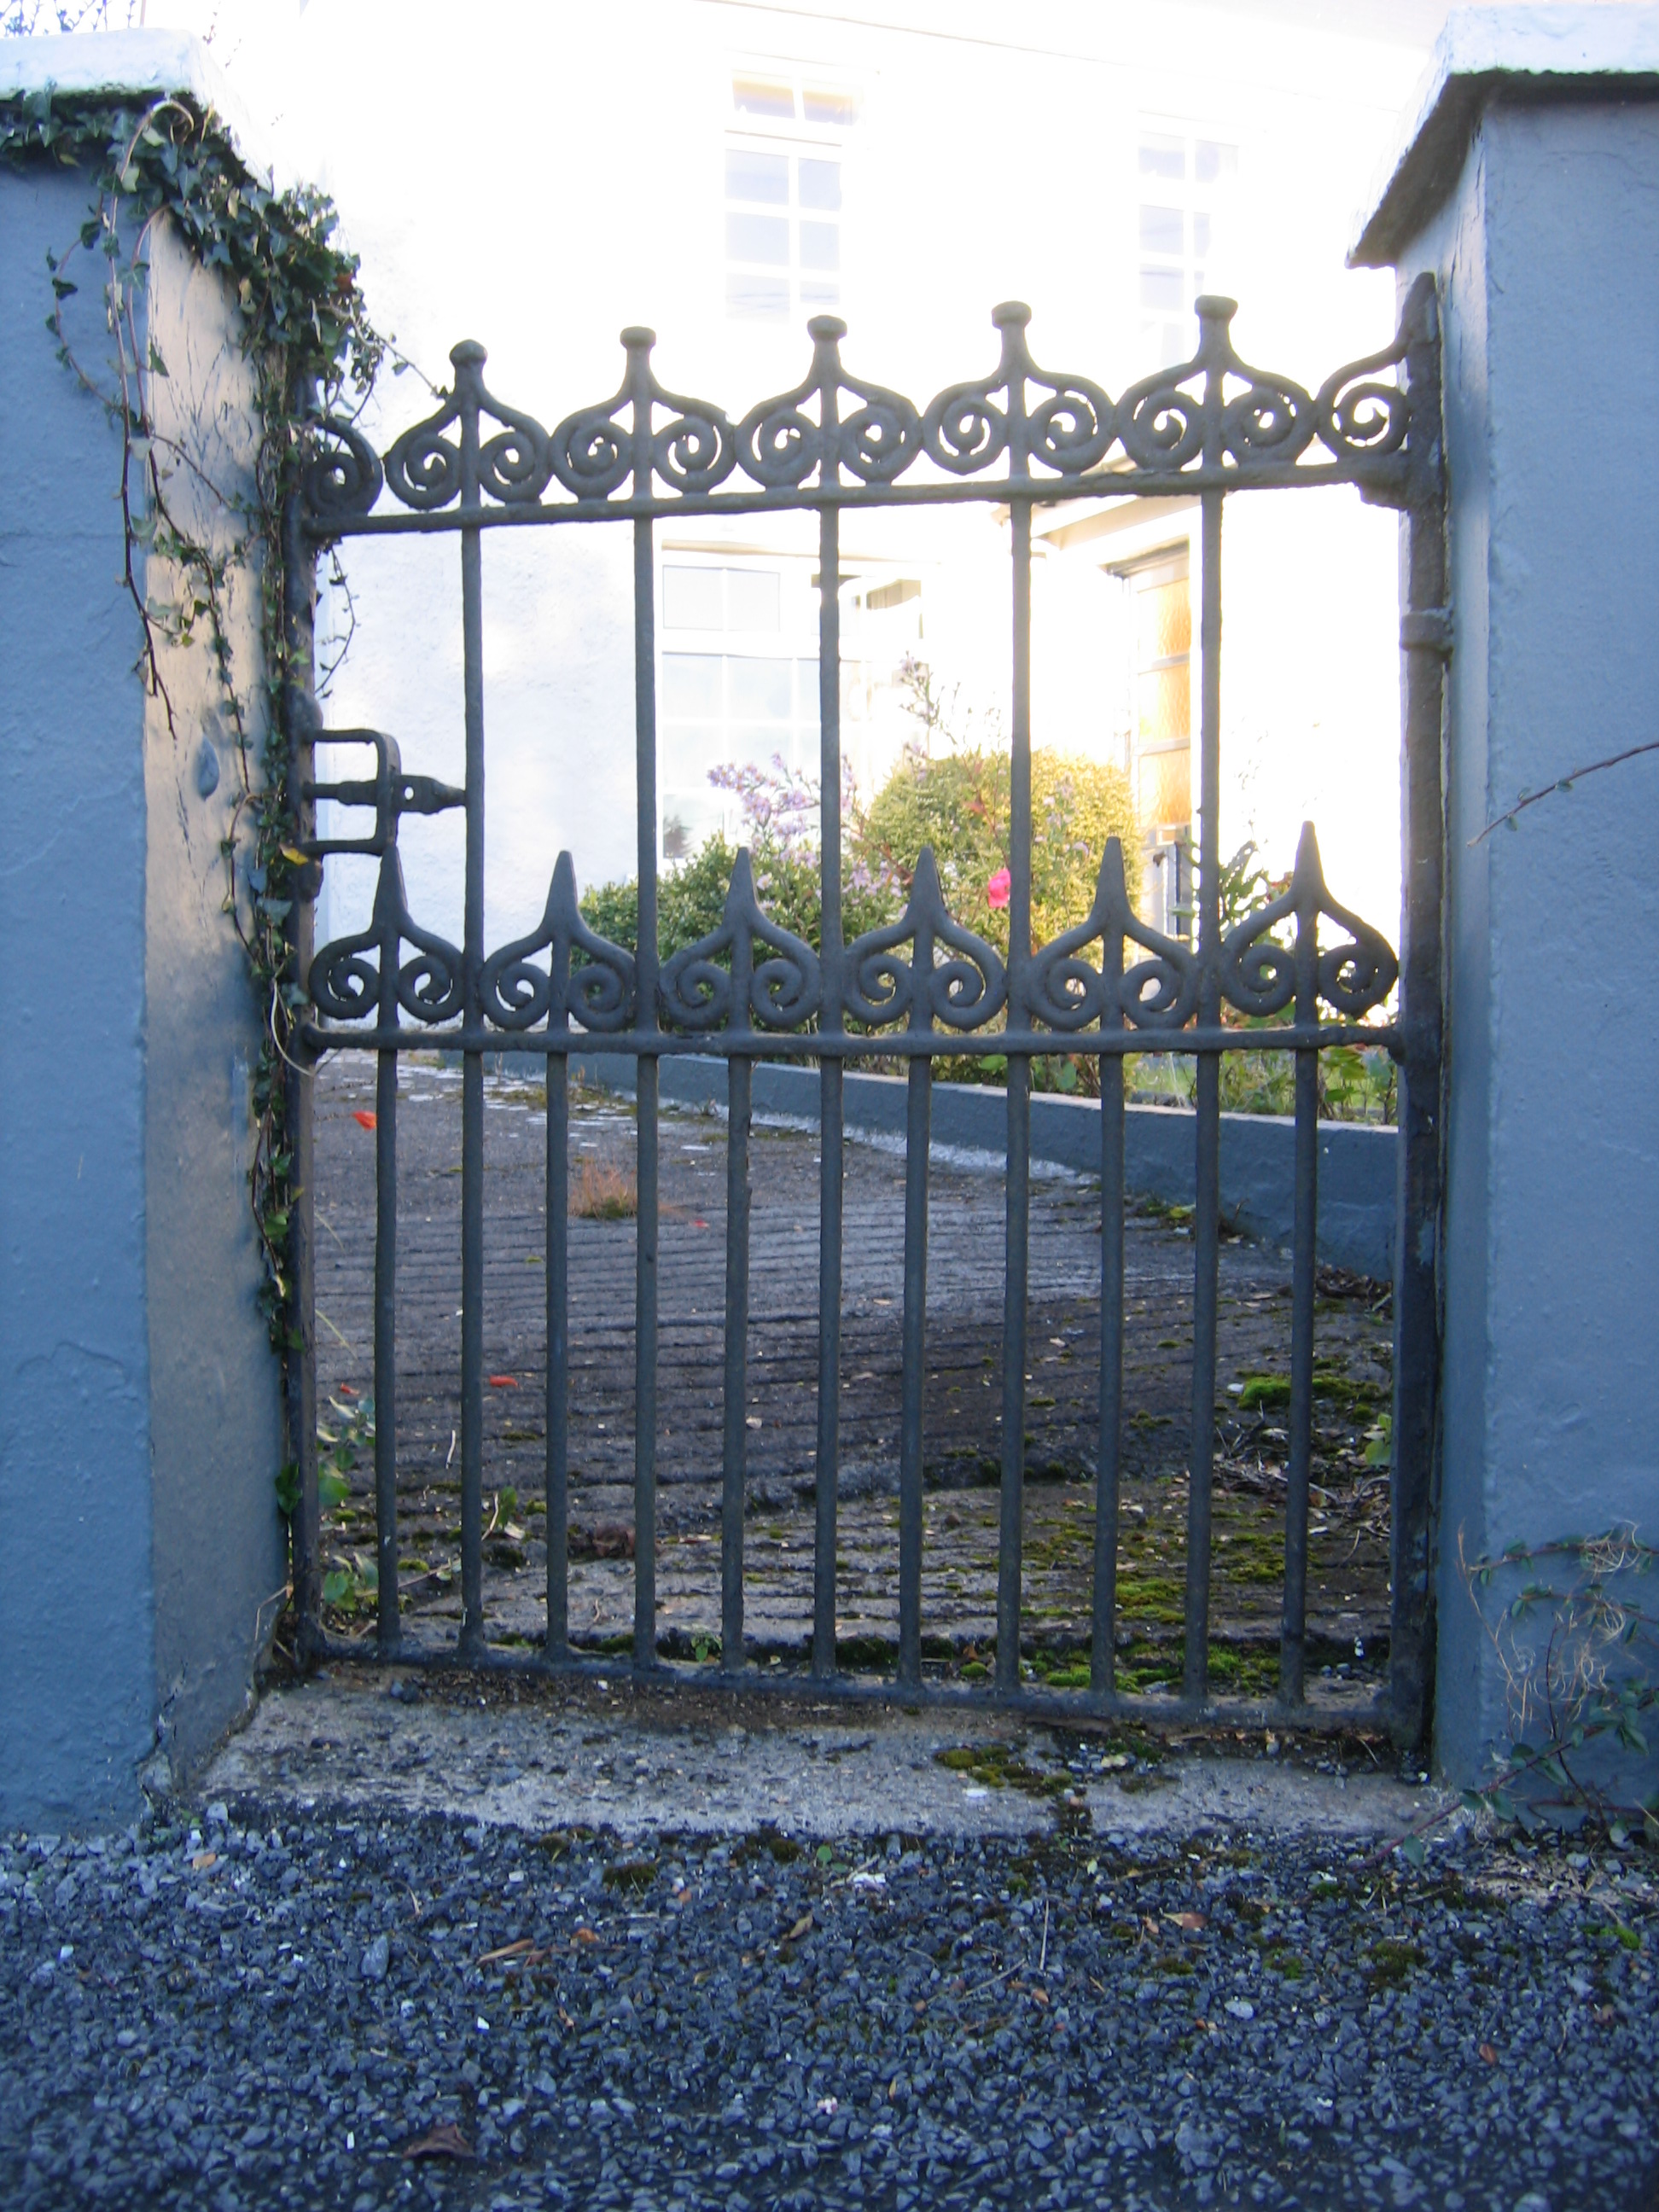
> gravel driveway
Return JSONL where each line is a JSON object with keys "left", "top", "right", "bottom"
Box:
{"left": 3, "top": 1682, "right": 1655, "bottom": 2212}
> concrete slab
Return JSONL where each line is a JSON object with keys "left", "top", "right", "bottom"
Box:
{"left": 202, "top": 1669, "right": 1452, "bottom": 1848}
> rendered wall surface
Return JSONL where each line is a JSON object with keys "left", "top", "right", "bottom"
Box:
{"left": 1388, "top": 96, "right": 1659, "bottom": 1788}
{"left": 140, "top": 215, "right": 286, "bottom": 1787}
{"left": 0, "top": 141, "right": 283, "bottom": 1825}
{"left": 0, "top": 161, "right": 157, "bottom": 1828}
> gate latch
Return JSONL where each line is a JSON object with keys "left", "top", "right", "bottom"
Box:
{"left": 300, "top": 729, "right": 465, "bottom": 858}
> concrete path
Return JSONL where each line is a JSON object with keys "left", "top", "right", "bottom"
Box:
{"left": 205, "top": 1668, "right": 1449, "bottom": 1849}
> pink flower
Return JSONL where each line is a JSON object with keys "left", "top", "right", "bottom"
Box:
{"left": 987, "top": 867, "right": 1011, "bottom": 910}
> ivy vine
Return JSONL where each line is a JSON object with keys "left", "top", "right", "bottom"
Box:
{"left": 1, "top": 88, "right": 382, "bottom": 1417}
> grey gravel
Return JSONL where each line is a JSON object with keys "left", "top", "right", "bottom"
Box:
{"left": 2, "top": 1800, "right": 1655, "bottom": 2209}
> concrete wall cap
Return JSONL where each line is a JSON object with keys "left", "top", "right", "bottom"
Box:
{"left": 0, "top": 30, "right": 271, "bottom": 183}
{"left": 1351, "top": 3, "right": 1659, "bottom": 267}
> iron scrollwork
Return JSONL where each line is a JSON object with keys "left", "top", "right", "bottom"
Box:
{"left": 302, "top": 293, "right": 1422, "bottom": 531}
{"left": 1220, "top": 822, "right": 1398, "bottom": 1022}
{"left": 841, "top": 848, "right": 1006, "bottom": 1032}
{"left": 478, "top": 852, "right": 637, "bottom": 1033}
{"left": 308, "top": 847, "right": 465, "bottom": 1027}
{"left": 659, "top": 851, "right": 822, "bottom": 1033}
{"left": 1025, "top": 839, "right": 1200, "bottom": 1032}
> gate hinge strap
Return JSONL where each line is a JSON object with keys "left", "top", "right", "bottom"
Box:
{"left": 1400, "top": 606, "right": 1452, "bottom": 656}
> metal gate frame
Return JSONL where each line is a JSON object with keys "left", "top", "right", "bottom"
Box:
{"left": 281, "top": 276, "right": 1446, "bottom": 1743}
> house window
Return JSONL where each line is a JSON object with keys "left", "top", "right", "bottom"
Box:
{"left": 658, "top": 561, "right": 819, "bottom": 859}
{"left": 1137, "top": 124, "right": 1237, "bottom": 368}
{"left": 725, "top": 71, "right": 857, "bottom": 323}
{"left": 1116, "top": 546, "right": 1192, "bottom": 938}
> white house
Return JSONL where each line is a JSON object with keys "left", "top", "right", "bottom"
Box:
{"left": 137, "top": 0, "right": 1447, "bottom": 958}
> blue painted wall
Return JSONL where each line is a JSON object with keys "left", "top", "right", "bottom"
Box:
{"left": 0, "top": 159, "right": 285, "bottom": 1828}
{"left": 1396, "top": 97, "right": 1659, "bottom": 1790}
{"left": 0, "top": 162, "right": 157, "bottom": 1825}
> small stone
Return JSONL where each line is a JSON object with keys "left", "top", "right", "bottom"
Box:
{"left": 359, "top": 1933, "right": 389, "bottom": 1982}
{"left": 1224, "top": 1998, "right": 1255, "bottom": 2022}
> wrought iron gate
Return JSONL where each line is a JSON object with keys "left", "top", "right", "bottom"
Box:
{"left": 284, "top": 278, "right": 1446, "bottom": 1741}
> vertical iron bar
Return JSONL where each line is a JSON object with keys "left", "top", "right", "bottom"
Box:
{"left": 1280, "top": 1033, "right": 1318, "bottom": 1703}
{"left": 1091, "top": 1016, "right": 1125, "bottom": 1698}
{"left": 1392, "top": 272, "right": 1447, "bottom": 1751}
{"left": 455, "top": 344, "right": 487, "bottom": 1663}
{"left": 633, "top": 548, "right": 661, "bottom": 1674}
{"left": 814, "top": 498, "right": 844, "bottom": 1680}
{"left": 899, "top": 1056, "right": 930, "bottom": 1689}
{"left": 544, "top": 1049, "right": 568, "bottom": 1663}
{"left": 624, "top": 332, "right": 661, "bottom": 1677}
{"left": 997, "top": 492, "right": 1033, "bottom": 1697}
{"left": 722, "top": 1054, "right": 752, "bottom": 1672}
{"left": 1183, "top": 482, "right": 1224, "bottom": 1705}
{"left": 374, "top": 1039, "right": 399, "bottom": 1654}
{"left": 281, "top": 487, "right": 320, "bottom": 1656}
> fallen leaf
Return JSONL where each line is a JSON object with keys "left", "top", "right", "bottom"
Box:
{"left": 693, "top": 1219, "right": 708, "bottom": 1228}
{"left": 402, "top": 2122, "right": 474, "bottom": 2162}
{"left": 1030, "top": 1987, "right": 1050, "bottom": 2006}
{"left": 788, "top": 1912, "right": 814, "bottom": 1941}
{"left": 572, "top": 1927, "right": 600, "bottom": 1945}
{"left": 476, "top": 1937, "right": 534, "bottom": 1966}
{"left": 1479, "top": 2042, "right": 1499, "bottom": 2065}
{"left": 1169, "top": 1912, "right": 1207, "bottom": 1932}
{"left": 489, "top": 1375, "right": 518, "bottom": 1388}
{"left": 557, "top": 2006, "right": 575, "bottom": 2029}
{"left": 191, "top": 1852, "right": 218, "bottom": 1871}
{"left": 352, "top": 1110, "right": 376, "bottom": 1131}
{"left": 1141, "top": 1914, "right": 1161, "bottom": 1938}
{"left": 888, "top": 2075, "right": 901, "bottom": 2101}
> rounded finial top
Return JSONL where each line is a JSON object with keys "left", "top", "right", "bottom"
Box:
{"left": 992, "top": 300, "right": 1032, "bottom": 328}
{"left": 620, "top": 326, "right": 657, "bottom": 349}
{"left": 1194, "top": 295, "right": 1237, "bottom": 320}
{"left": 450, "top": 339, "right": 487, "bottom": 366}
{"left": 807, "top": 314, "right": 847, "bottom": 341}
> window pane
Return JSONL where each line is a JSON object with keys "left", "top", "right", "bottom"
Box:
{"left": 661, "top": 655, "right": 723, "bottom": 716}
{"left": 728, "top": 657, "right": 793, "bottom": 720}
{"left": 799, "top": 157, "right": 841, "bottom": 210}
{"left": 800, "top": 279, "right": 840, "bottom": 307}
{"left": 726, "top": 569, "right": 781, "bottom": 632}
{"left": 727, "top": 212, "right": 789, "bottom": 266}
{"left": 800, "top": 219, "right": 839, "bottom": 271}
{"left": 663, "top": 568, "right": 724, "bottom": 632}
{"left": 1136, "top": 576, "right": 1190, "bottom": 664}
{"left": 1138, "top": 134, "right": 1185, "bottom": 179}
{"left": 803, "top": 88, "right": 859, "bottom": 125}
{"left": 1138, "top": 747, "right": 1190, "bottom": 829}
{"left": 726, "top": 148, "right": 788, "bottom": 205}
{"left": 1138, "top": 204, "right": 1183, "bottom": 254}
{"left": 727, "top": 272, "right": 789, "bottom": 319}
{"left": 1195, "top": 139, "right": 1237, "bottom": 185}
{"left": 1138, "top": 665, "right": 1190, "bottom": 746}
{"left": 1140, "top": 265, "right": 1185, "bottom": 312}
{"left": 734, "top": 77, "right": 794, "bottom": 118}
{"left": 1192, "top": 211, "right": 1212, "bottom": 256}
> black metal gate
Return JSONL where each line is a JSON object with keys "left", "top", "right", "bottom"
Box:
{"left": 283, "top": 279, "right": 1445, "bottom": 1741}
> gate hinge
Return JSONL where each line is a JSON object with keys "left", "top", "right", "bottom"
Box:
{"left": 1400, "top": 607, "right": 1452, "bottom": 657}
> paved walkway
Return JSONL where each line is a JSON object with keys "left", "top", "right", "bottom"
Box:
{"left": 311, "top": 1059, "right": 1394, "bottom": 1696}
